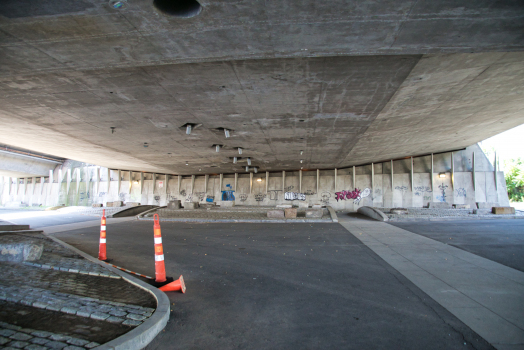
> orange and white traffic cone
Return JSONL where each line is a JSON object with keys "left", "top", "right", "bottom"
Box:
{"left": 98, "top": 209, "right": 107, "bottom": 261}
{"left": 153, "top": 214, "right": 186, "bottom": 293}
{"left": 159, "top": 275, "right": 186, "bottom": 293}
{"left": 153, "top": 214, "right": 166, "bottom": 283}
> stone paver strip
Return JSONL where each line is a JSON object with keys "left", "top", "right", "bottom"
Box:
{"left": 0, "top": 284, "right": 153, "bottom": 327}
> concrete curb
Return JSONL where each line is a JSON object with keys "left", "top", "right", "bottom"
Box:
{"left": 357, "top": 206, "right": 389, "bottom": 222}
{"left": 326, "top": 206, "right": 338, "bottom": 223}
{"left": 137, "top": 217, "right": 333, "bottom": 224}
{"left": 44, "top": 234, "right": 170, "bottom": 350}
{"left": 137, "top": 206, "right": 167, "bottom": 219}
{"left": 387, "top": 215, "right": 524, "bottom": 222}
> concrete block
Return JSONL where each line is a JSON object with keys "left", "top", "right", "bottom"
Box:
{"left": 276, "top": 204, "right": 292, "bottom": 209}
{"left": 453, "top": 204, "right": 470, "bottom": 209}
{"left": 305, "top": 209, "right": 323, "bottom": 218}
{"left": 312, "top": 204, "right": 322, "bottom": 209}
{"left": 112, "top": 201, "right": 123, "bottom": 207}
{"left": 92, "top": 204, "right": 103, "bottom": 208}
{"left": 167, "top": 200, "right": 181, "bottom": 210}
{"left": 0, "top": 243, "right": 43, "bottom": 262}
{"left": 492, "top": 207, "right": 515, "bottom": 215}
{"left": 220, "top": 201, "right": 235, "bottom": 208}
{"left": 298, "top": 202, "right": 309, "bottom": 208}
{"left": 125, "top": 202, "right": 140, "bottom": 207}
{"left": 183, "top": 202, "right": 199, "bottom": 209}
{"left": 428, "top": 202, "right": 452, "bottom": 209}
{"left": 284, "top": 208, "right": 297, "bottom": 219}
{"left": 267, "top": 210, "right": 285, "bottom": 218}
{"left": 105, "top": 202, "right": 113, "bottom": 207}
{"left": 391, "top": 208, "right": 408, "bottom": 214}
{"left": 477, "top": 202, "right": 499, "bottom": 209}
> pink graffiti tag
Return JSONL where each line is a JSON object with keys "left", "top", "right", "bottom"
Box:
{"left": 334, "top": 188, "right": 371, "bottom": 204}
{"left": 335, "top": 189, "right": 361, "bottom": 202}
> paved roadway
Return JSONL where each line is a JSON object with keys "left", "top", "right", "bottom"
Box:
{"left": 390, "top": 220, "right": 524, "bottom": 273}
{"left": 44, "top": 217, "right": 492, "bottom": 350}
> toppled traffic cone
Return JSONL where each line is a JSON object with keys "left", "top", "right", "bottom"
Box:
{"left": 152, "top": 214, "right": 186, "bottom": 293}
{"left": 159, "top": 275, "right": 186, "bottom": 293}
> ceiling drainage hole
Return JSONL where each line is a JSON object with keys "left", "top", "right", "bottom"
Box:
{"left": 153, "top": 0, "right": 202, "bottom": 18}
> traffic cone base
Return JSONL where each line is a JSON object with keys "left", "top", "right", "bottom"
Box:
{"left": 159, "top": 275, "right": 186, "bottom": 293}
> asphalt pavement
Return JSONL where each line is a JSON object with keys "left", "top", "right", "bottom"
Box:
{"left": 389, "top": 220, "right": 524, "bottom": 272}
{"left": 49, "top": 220, "right": 493, "bottom": 350}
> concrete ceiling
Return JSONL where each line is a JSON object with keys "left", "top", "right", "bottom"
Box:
{"left": 0, "top": 0, "right": 523, "bottom": 175}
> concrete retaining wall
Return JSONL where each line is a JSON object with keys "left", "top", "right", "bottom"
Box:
{"left": 0, "top": 145, "right": 510, "bottom": 210}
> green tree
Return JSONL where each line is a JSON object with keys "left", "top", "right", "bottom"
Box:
{"left": 505, "top": 158, "right": 524, "bottom": 202}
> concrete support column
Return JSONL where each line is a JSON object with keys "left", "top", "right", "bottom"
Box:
{"left": 117, "top": 169, "right": 121, "bottom": 195}
{"left": 15, "top": 178, "right": 19, "bottom": 195}
{"left": 219, "top": 174, "right": 223, "bottom": 192}
{"left": 205, "top": 174, "right": 209, "bottom": 194}
{"left": 165, "top": 174, "right": 168, "bottom": 194}
{"left": 86, "top": 166, "right": 90, "bottom": 195}
{"left": 76, "top": 168, "right": 81, "bottom": 194}
{"left": 234, "top": 173, "right": 238, "bottom": 192}
{"left": 266, "top": 171, "right": 269, "bottom": 193}
{"left": 451, "top": 152, "right": 454, "bottom": 190}
{"left": 152, "top": 173, "right": 156, "bottom": 193}
{"left": 352, "top": 166, "right": 356, "bottom": 190}
{"left": 410, "top": 157, "right": 414, "bottom": 193}
{"left": 129, "top": 171, "right": 133, "bottom": 193}
{"left": 140, "top": 173, "right": 144, "bottom": 195}
{"left": 191, "top": 175, "right": 195, "bottom": 194}
{"left": 49, "top": 170, "right": 53, "bottom": 196}
{"left": 371, "top": 163, "right": 374, "bottom": 200}
{"left": 431, "top": 154, "right": 434, "bottom": 193}
{"left": 334, "top": 168, "right": 337, "bottom": 191}
{"left": 250, "top": 173, "right": 253, "bottom": 193}
{"left": 391, "top": 160, "right": 393, "bottom": 189}
{"left": 41, "top": 177, "right": 45, "bottom": 195}
{"left": 23, "top": 178, "right": 27, "bottom": 196}
{"left": 106, "top": 168, "right": 110, "bottom": 193}
{"left": 177, "top": 175, "right": 181, "bottom": 194}
{"left": 316, "top": 169, "right": 320, "bottom": 194}
{"left": 282, "top": 171, "right": 285, "bottom": 191}
{"left": 494, "top": 152, "right": 498, "bottom": 191}
{"left": 32, "top": 177, "right": 36, "bottom": 195}
{"left": 95, "top": 168, "right": 100, "bottom": 194}
{"left": 67, "top": 169, "right": 72, "bottom": 194}
{"left": 472, "top": 152, "right": 476, "bottom": 192}
{"left": 299, "top": 170, "right": 302, "bottom": 193}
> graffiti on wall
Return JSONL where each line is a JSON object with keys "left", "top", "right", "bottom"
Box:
{"left": 206, "top": 195, "right": 215, "bottom": 203}
{"left": 395, "top": 186, "right": 408, "bottom": 195}
{"left": 304, "top": 190, "right": 316, "bottom": 196}
{"left": 222, "top": 184, "right": 235, "bottom": 201}
{"left": 154, "top": 195, "right": 160, "bottom": 202}
{"left": 254, "top": 193, "right": 266, "bottom": 201}
{"left": 284, "top": 192, "right": 306, "bottom": 201}
{"left": 334, "top": 188, "right": 370, "bottom": 204}
{"left": 268, "top": 190, "right": 281, "bottom": 200}
{"left": 98, "top": 192, "right": 106, "bottom": 197}
{"left": 239, "top": 194, "right": 248, "bottom": 202}
{"left": 185, "top": 194, "right": 193, "bottom": 202}
{"left": 414, "top": 186, "right": 432, "bottom": 197}
{"left": 195, "top": 192, "right": 206, "bottom": 202}
{"left": 285, "top": 185, "right": 294, "bottom": 192}
{"left": 436, "top": 184, "right": 448, "bottom": 202}
{"left": 180, "top": 189, "right": 186, "bottom": 197}
{"left": 456, "top": 188, "right": 467, "bottom": 198}
{"left": 320, "top": 192, "right": 331, "bottom": 206}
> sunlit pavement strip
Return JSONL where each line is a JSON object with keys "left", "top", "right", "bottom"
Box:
{"left": 338, "top": 216, "right": 524, "bottom": 350}
{"left": 43, "top": 217, "right": 136, "bottom": 235}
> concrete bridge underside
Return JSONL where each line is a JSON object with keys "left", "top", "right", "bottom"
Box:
{"left": 0, "top": 0, "right": 523, "bottom": 175}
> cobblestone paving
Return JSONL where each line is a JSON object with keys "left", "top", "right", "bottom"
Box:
{"left": 0, "top": 321, "right": 99, "bottom": 350}
{"left": 0, "top": 263, "right": 156, "bottom": 308}
{"left": 0, "top": 285, "right": 154, "bottom": 327}
{"left": 0, "top": 232, "right": 158, "bottom": 348}
{"left": 145, "top": 207, "right": 332, "bottom": 221}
